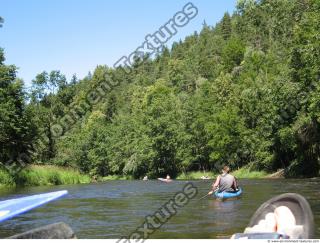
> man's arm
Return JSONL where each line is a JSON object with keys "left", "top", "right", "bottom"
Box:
{"left": 212, "top": 176, "right": 220, "bottom": 190}
{"left": 208, "top": 176, "right": 220, "bottom": 195}
{"left": 233, "top": 176, "right": 238, "bottom": 190}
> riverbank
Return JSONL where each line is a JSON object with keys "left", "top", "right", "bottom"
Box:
{"left": 0, "top": 165, "right": 90, "bottom": 187}
{"left": 0, "top": 165, "right": 271, "bottom": 188}
{"left": 177, "top": 168, "right": 269, "bottom": 180}
{"left": 99, "top": 175, "right": 133, "bottom": 181}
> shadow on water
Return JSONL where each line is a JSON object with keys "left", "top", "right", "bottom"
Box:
{"left": 0, "top": 179, "right": 319, "bottom": 239}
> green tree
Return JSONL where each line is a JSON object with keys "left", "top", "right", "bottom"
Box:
{"left": 30, "top": 70, "right": 68, "bottom": 161}
{"left": 0, "top": 49, "right": 35, "bottom": 169}
{"left": 222, "top": 37, "right": 245, "bottom": 73}
{"left": 220, "top": 12, "right": 232, "bottom": 40}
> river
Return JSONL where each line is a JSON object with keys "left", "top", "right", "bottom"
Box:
{"left": 0, "top": 179, "right": 319, "bottom": 239}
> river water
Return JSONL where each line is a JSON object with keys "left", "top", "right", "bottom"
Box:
{"left": 0, "top": 179, "right": 319, "bottom": 239}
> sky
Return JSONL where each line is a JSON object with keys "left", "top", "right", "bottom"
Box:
{"left": 0, "top": 0, "right": 237, "bottom": 86}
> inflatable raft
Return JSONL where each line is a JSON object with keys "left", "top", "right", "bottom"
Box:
{"left": 157, "top": 178, "right": 173, "bottom": 183}
{"left": 214, "top": 188, "right": 243, "bottom": 200}
{"left": 0, "top": 190, "right": 68, "bottom": 222}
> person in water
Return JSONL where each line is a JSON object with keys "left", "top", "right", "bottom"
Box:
{"left": 201, "top": 175, "right": 210, "bottom": 180}
{"left": 157, "top": 174, "right": 172, "bottom": 182}
{"left": 209, "top": 165, "right": 237, "bottom": 194}
{"left": 158, "top": 174, "right": 172, "bottom": 182}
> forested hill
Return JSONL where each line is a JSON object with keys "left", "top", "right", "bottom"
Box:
{"left": 1, "top": 0, "right": 319, "bottom": 179}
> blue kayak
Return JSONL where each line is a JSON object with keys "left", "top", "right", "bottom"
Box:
{"left": 0, "top": 190, "right": 68, "bottom": 223}
{"left": 214, "top": 188, "right": 243, "bottom": 200}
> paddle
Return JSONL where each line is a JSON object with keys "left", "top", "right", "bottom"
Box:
{"left": 197, "top": 188, "right": 218, "bottom": 201}
{"left": 198, "top": 193, "right": 210, "bottom": 201}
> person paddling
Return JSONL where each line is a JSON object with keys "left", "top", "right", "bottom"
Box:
{"left": 208, "top": 165, "right": 238, "bottom": 195}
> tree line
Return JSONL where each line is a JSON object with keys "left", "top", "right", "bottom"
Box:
{"left": 1, "top": 0, "right": 319, "bottom": 179}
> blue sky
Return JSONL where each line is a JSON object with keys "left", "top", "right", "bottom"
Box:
{"left": 0, "top": 0, "right": 237, "bottom": 86}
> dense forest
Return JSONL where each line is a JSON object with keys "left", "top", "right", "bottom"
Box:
{"left": 0, "top": 0, "right": 319, "bottom": 180}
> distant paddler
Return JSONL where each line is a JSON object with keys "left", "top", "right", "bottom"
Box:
{"left": 158, "top": 174, "right": 173, "bottom": 183}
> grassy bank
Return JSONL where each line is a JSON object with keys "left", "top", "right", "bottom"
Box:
{"left": 99, "top": 175, "right": 133, "bottom": 181}
{"left": 177, "top": 168, "right": 269, "bottom": 180}
{"left": 0, "top": 166, "right": 270, "bottom": 188}
{"left": 232, "top": 167, "right": 269, "bottom": 179}
{"left": 0, "top": 169, "right": 15, "bottom": 186}
{"left": 0, "top": 165, "right": 90, "bottom": 187}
